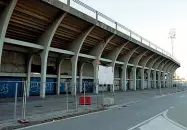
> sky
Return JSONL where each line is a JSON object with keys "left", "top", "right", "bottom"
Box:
{"left": 60, "top": 0, "right": 187, "bottom": 78}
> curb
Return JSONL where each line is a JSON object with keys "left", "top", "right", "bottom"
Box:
{"left": 163, "top": 110, "right": 187, "bottom": 130}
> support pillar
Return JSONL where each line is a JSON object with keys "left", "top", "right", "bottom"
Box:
{"left": 141, "top": 68, "right": 144, "bottom": 89}
{"left": 79, "top": 62, "right": 85, "bottom": 93}
{"left": 163, "top": 72, "right": 166, "bottom": 88}
{"left": 93, "top": 61, "right": 99, "bottom": 94}
{"left": 26, "top": 55, "right": 34, "bottom": 97}
{"left": 158, "top": 71, "right": 161, "bottom": 89}
{"left": 147, "top": 70, "right": 151, "bottom": 89}
{"left": 132, "top": 67, "right": 136, "bottom": 90}
{"left": 121, "top": 67, "right": 127, "bottom": 91}
{"left": 56, "top": 59, "right": 63, "bottom": 95}
{"left": 38, "top": 13, "right": 67, "bottom": 98}
{"left": 0, "top": 0, "right": 18, "bottom": 65}
{"left": 153, "top": 70, "right": 157, "bottom": 88}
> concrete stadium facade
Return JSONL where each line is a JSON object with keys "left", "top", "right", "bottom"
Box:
{"left": 0, "top": 0, "right": 180, "bottom": 98}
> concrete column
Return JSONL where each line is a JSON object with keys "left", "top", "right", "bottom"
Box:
{"left": 163, "top": 73, "right": 166, "bottom": 88}
{"left": 121, "top": 66, "right": 127, "bottom": 91}
{"left": 166, "top": 64, "right": 175, "bottom": 87}
{"left": 132, "top": 67, "right": 136, "bottom": 90}
{"left": 69, "top": 26, "right": 94, "bottom": 95}
{"left": 40, "top": 52, "right": 48, "bottom": 98}
{"left": 146, "top": 56, "right": 161, "bottom": 89}
{"left": 0, "top": 0, "right": 17, "bottom": 65}
{"left": 158, "top": 71, "right": 161, "bottom": 89}
{"left": 120, "top": 46, "right": 140, "bottom": 91}
{"left": 89, "top": 34, "right": 115, "bottom": 94}
{"left": 93, "top": 61, "right": 99, "bottom": 94}
{"left": 147, "top": 70, "right": 151, "bottom": 89}
{"left": 106, "top": 42, "right": 129, "bottom": 92}
{"left": 38, "top": 13, "right": 67, "bottom": 98}
{"left": 56, "top": 59, "right": 63, "bottom": 95}
{"left": 153, "top": 70, "right": 157, "bottom": 88}
{"left": 26, "top": 55, "right": 34, "bottom": 97}
{"left": 167, "top": 73, "right": 172, "bottom": 88}
{"left": 79, "top": 62, "right": 85, "bottom": 93}
{"left": 141, "top": 68, "right": 145, "bottom": 89}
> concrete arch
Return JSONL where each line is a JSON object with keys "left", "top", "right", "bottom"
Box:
{"left": 69, "top": 25, "right": 95, "bottom": 95}
{"left": 162, "top": 62, "right": 173, "bottom": 87}
{"left": 120, "top": 46, "right": 140, "bottom": 91}
{"left": 146, "top": 56, "right": 161, "bottom": 88}
{"left": 37, "top": 12, "right": 67, "bottom": 98}
{"left": 166, "top": 64, "right": 176, "bottom": 87}
{"left": 0, "top": 0, "right": 18, "bottom": 65}
{"left": 90, "top": 34, "right": 115, "bottom": 94}
{"left": 138, "top": 53, "right": 155, "bottom": 89}
{"left": 56, "top": 59, "right": 73, "bottom": 94}
{"left": 157, "top": 59, "right": 169, "bottom": 88}
{"left": 152, "top": 58, "right": 165, "bottom": 88}
{"left": 131, "top": 50, "right": 148, "bottom": 90}
{"left": 106, "top": 41, "right": 129, "bottom": 92}
{"left": 79, "top": 62, "right": 94, "bottom": 93}
{"left": 26, "top": 53, "right": 42, "bottom": 97}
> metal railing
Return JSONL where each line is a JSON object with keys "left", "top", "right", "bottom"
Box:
{"left": 43, "top": 0, "right": 180, "bottom": 64}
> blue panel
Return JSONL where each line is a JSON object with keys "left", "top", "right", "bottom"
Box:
{"left": 0, "top": 77, "right": 22, "bottom": 98}
{"left": 60, "top": 83, "right": 65, "bottom": 93}
{"left": 46, "top": 78, "right": 56, "bottom": 95}
{"left": 30, "top": 77, "right": 40, "bottom": 96}
{"left": 82, "top": 79, "right": 93, "bottom": 93}
{"left": 30, "top": 78, "right": 56, "bottom": 96}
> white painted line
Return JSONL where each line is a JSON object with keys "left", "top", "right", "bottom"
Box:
{"left": 17, "top": 109, "right": 109, "bottom": 130}
{"left": 163, "top": 110, "right": 187, "bottom": 130}
{"left": 127, "top": 110, "right": 167, "bottom": 130}
{"left": 139, "top": 116, "right": 184, "bottom": 130}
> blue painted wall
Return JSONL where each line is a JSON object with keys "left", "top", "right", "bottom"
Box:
{"left": 30, "top": 78, "right": 56, "bottom": 96}
{"left": 0, "top": 77, "right": 22, "bottom": 98}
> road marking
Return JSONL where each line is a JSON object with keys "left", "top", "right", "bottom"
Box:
{"left": 139, "top": 116, "right": 184, "bottom": 130}
{"left": 18, "top": 90, "right": 187, "bottom": 130}
{"left": 17, "top": 109, "right": 110, "bottom": 130}
{"left": 163, "top": 110, "right": 187, "bottom": 130}
{"left": 127, "top": 110, "right": 167, "bottom": 130}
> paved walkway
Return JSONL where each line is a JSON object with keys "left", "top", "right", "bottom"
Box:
{"left": 0, "top": 86, "right": 186, "bottom": 129}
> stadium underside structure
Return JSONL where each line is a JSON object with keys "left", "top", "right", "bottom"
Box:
{"left": 0, "top": 0, "right": 180, "bottom": 98}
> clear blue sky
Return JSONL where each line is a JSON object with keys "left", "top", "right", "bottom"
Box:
{"left": 60, "top": 0, "right": 187, "bottom": 78}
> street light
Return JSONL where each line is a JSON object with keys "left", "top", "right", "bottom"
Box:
{"left": 169, "top": 28, "right": 176, "bottom": 57}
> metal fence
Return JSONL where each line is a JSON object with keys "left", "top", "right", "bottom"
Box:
{"left": 43, "top": 0, "right": 180, "bottom": 64}
{"left": 1, "top": 80, "right": 187, "bottom": 128}
{"left": 0, "top": 80, "right": 116, "bottom": 128}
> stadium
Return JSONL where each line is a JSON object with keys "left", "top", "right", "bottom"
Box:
{"left": 0, "top": 0, "right": 180, "bottom": 99}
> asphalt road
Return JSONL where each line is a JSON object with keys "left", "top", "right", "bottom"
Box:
{"left": 20, "top": 91, "right": 187, "bottom": 130}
